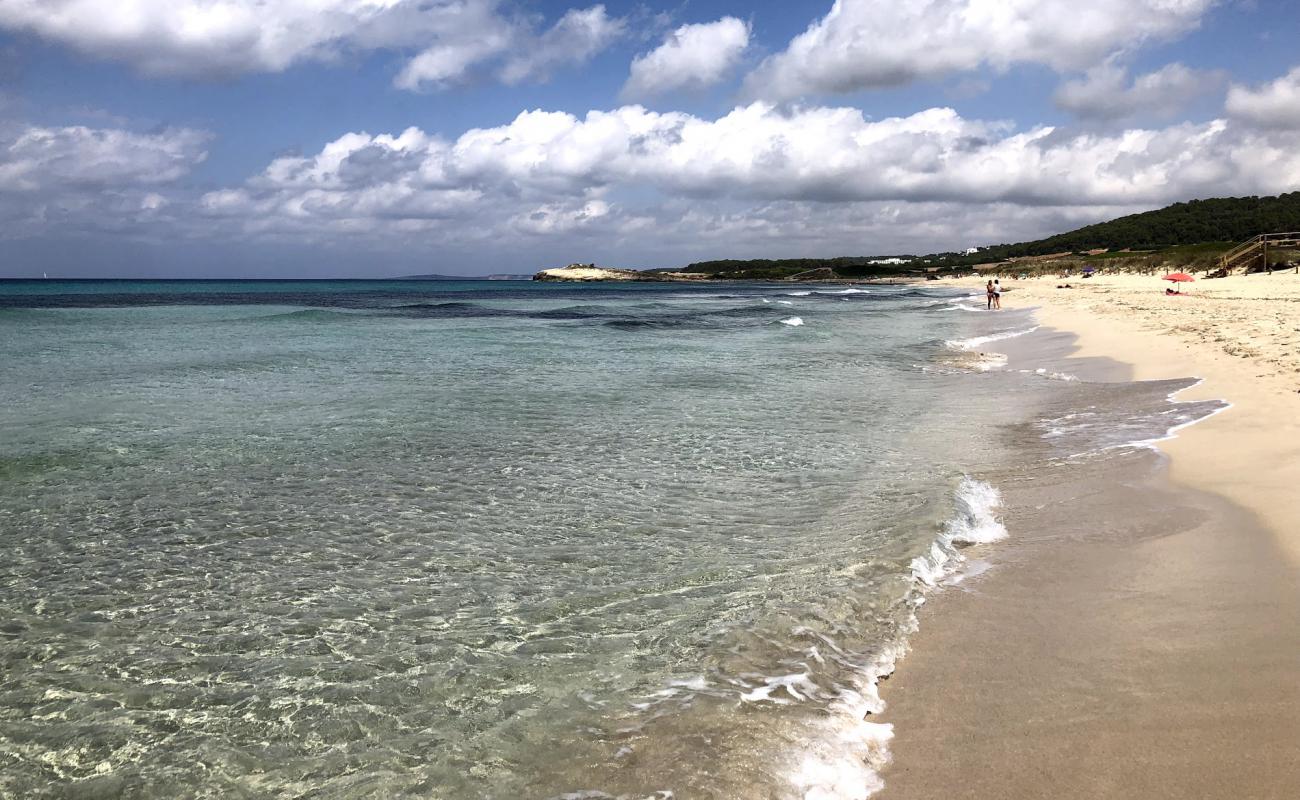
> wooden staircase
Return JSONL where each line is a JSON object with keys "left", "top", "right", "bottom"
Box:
{"left": 1219, "top": 232, "right": 1300, "bottom": 273}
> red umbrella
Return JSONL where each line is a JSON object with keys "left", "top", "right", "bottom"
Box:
{"left": 1163, "top": 272, "right": 1194, "bottom": 282}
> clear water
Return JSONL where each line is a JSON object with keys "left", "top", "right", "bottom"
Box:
{"left": 0, "top": 280, "right": 1195, "bottom": 798}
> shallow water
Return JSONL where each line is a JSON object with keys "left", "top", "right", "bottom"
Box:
{"left": 0, "top": 280, "right": 1222, "bottom": 798}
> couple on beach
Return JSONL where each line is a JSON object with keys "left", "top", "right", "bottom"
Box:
{"left": 986, "top": 279, "right": 1002, "bottom": 310}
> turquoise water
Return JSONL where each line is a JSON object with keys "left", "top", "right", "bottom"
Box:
{"left": 0, "top": 280, "right": 1088, "bottom": 797}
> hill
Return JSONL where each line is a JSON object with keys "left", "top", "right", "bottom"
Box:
{"left": 964, "top": 192, "right": 1300, "bottom": 261}
{"left": 678, "top": 192, "right": 1300, "bottom": 278}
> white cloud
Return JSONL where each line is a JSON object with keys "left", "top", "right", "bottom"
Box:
{"left": 744, "top": 0, "right": 1215, "bottom": 100}
{"left": 498, "top": 5, "right": 624, "bottom": 85}
{"left": 0, "top": 0, "right": 399, "bottom": 76}
{"left": 512, "top": 199, "right": 612, "bottom": 235}
{"left": 199, "top": 102, "right": 1300, "bottom": 248}
{"left": 0, "top": 1, "right": 624, "bottom": 90}
{"left": 0, "top": 123, "right": 210, "bottom": 236}
{"left": 0, "top": 125, "right": 209, "bottom": 190}
{"left": 14, "top": 103, "right": 1300, "bottom": 264}
{"left": 396, "top": 2, "right": 624, "bottom": 90}
{"left": 622, "top": 17, "right": 750, "bottom": 99}
{"left": 1226, "top": 66, "right": 1300, "bottom": 129}
{"left": 1054, "top": 62, "right": 1223, "bottom": 121}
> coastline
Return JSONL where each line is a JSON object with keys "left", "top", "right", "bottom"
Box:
{"left": 877, "top": 274, "right": 1300, "bottom": 797}
{"left": 943, "top": 271, "right": 1300, "bottom": 561}
{"left": 1003, "top": 272, "right": 1300, "bottom": 565}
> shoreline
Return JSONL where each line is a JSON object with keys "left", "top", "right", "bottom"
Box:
{"left": 877, "top": 275, "right": 1300, "bottom": 797}
{"left": 941, "top": 271, "right": 1300, "bottom": 561}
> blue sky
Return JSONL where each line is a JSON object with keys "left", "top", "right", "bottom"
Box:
{"left": 2, "top": 0, "right": 1300, "bottom": 277}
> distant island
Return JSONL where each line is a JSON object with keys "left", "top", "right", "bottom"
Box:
{"left": 533, "top": 192, "right": 1300, "bottom": 282}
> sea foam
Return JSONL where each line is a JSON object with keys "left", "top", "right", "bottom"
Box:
{"left": 944, "top": 325, "right": 1040, "bottom": 352}
{"left": 785, "top": 477, "right": 1008, "bottom": 800}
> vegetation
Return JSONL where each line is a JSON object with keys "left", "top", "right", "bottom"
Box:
{"left": 670, "top": 193, "right": 1300, "bottom": 279}
{"left": 986, "top": 193, "right": 1300, "bottom": 256}
{"left": 664, "top": 256, "right": 917, "bottom": 279}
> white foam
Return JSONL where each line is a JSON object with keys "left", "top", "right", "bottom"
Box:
{"left": 777, "top": 300, "right": 795, "bottom": 306}
{"left": 785, "top": 477, "right": 1007, "bottom": 799}
{"left": 944, "top": 478, "right": 1007, "bottom": 545}
{"left": 784, "top": 633, "right": 907, "bottom": 800}
{"left": 945, "top": 325, "right": 1040, "bottom": 352}
{"left": 1026, "top": 367, "right": 1080, "bottom": 382}
{"left": 740, "top": 672, "right": 819, "bottom": 704}
{"left": 943, "top": 558, "right": 994, "bottom": 586}
{"left": 780, "top": 317, "right": 805, "bottom": 327}
{"left": 931, "top": 300, "right": 983, "bottom": 312}
{"left": 910, "top": 477, "right": 1006, "bottom": 586}
{"left": 1042, "top": 379, "right": 1232, "bottom": 457}
{"left": 787, "top": 291, "right": 813, "bottom": 296}
{"left": 819, "top": 288, "right": 870, "bottom": 295}
{"left": 974, "top": 352, "right": 1008, "bottom": 371}
{"left": 628, "top": 478, "right": 1008, "bottom": 799}
{"left": 1113, "top": 379, "right": 1233, "bottom": 452}
{"left": 789, "top": 719, "right": 893, "bottom": 800}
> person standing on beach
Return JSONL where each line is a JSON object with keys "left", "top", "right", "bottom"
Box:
{"left": 993, "top": 279, "right": 1002, "bottom": 309}
{"left": 986, "top": 280, "right": 995, "bottom": 309}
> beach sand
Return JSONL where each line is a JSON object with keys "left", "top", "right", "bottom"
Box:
{"left": 988, "top": 271, "right": 1300, "bottom": 564}
{"left": 879, "top": 271, "right": 1300, "bottom": 798}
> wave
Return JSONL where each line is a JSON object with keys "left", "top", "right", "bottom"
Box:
{"left": 529, "top": 305, "right": 626, "bottom": 320}
{"left": 973, "top": 352, "right": 1009, "bottom": 371}
{"left": 249, "top": 308, "right": 358, "bottom": 323}
{"left": 1021, "top": 367, "right": 1080, "bottom": 382}
{"left": 944, "top": 325, "right": 1040, "bottom": 351}
{"left": 791, "top": 476, "right": 1007, "bottom": 800}
{"left": 388, "top": 301, "right": 520, "bottom": 318}
{"left": 1040, "top": 378, "right": 1231, "bottom": 457}
{"left": 779, "top": 317, "right": 805, "bottom": 327}
{"left": 910, "top": 477, "right": 1007, "bottom": 586}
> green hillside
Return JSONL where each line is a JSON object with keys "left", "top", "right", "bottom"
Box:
{"left": 677, "top": 193, "right": 1300, "bottom": 278}
{"left": 976, "top": 192, "right": 1300, "bottom": 259}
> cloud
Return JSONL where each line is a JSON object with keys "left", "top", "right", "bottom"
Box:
{"left": 498, "top": 5, "right": 625, "bottom": 85}
{"left": 1226, "top": 66, "right": 1300, "bottom": 129}
{"left": 198, "top": 102, "right": 1300, "bottom": 247}
{"left": 15, "top": 103, "right": 1300, "bottom": 267}
{"left": 512, "top": 199, "right": 612, "bottom": 235}
{"left": 0, "top": 123, "right": 210, "bottom": 236}
{"left": 622, "top": 17, "right": 750, "bottom": 99}
{"left": 0, "top": 125, "right": 209, "bottom": 190}
{"left": 1054, "top": 62, "right": 1224, "bottom": 121}
{"left": 0, "top": 1, "right": 624, "bottom": 90}
{"left": 744, "top": 0, "right": 1215, "bottom": 101}
{"left": 396, "top": 3, "right": 624, "bottom": 90}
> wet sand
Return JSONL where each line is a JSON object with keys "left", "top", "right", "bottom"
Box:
{"left": 879, "top": 316, "right": 1300, "bottom": 798}
{"left": 938, "top": 271, "right": 1300, "bottom": 563}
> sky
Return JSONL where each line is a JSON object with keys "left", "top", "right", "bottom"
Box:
{"left": 2, "top": 0, "right": 1300, "bottom": 278}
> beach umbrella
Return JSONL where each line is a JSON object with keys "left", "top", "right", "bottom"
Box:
{"left": 1163, "top": 272, "right": 1194, "bottom": 282}
{"left": 1082, "top": 266, "right": 1096, "bottom": 273}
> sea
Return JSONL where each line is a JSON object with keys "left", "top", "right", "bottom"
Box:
{"left": 0, "top": 279, "right": 1225, "bottom": 799}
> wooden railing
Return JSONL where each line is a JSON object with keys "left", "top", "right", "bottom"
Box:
{"left": 1219, "top": 232, "right": 1300, "bottom": 273}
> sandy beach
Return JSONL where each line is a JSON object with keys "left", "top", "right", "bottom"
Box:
{"left": 880, "top": 271, "right": 1300, "bottom": 797}
{"left": 957, "top": 270, "right": 1300, "bottom": 562}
